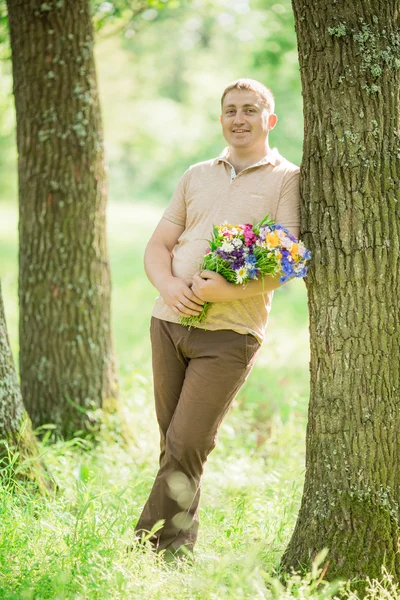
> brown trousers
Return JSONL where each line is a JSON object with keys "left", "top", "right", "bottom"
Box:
{"left": 134, "top": 317, "right": 260, "bottom": 552}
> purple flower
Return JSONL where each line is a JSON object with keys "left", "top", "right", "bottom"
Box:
{"left": 232, "top": 258, "right": 245, "bottom": 270}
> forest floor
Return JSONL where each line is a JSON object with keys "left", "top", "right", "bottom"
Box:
{"left": 0, "top": 204, "right": 389, "bottom": 598}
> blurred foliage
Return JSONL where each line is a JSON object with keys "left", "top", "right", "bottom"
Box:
{"left": 0, "top": 0, "right": 302, "bottom": 206}
{"left": 92, "top": 0, "right": 180, "bottom": 33}
{"left": 0, "top": 56, "right": 15, "bottom": 203}
{"left": 98, "top": 0, "right": 302, "bottom": 204}
{"left": 0, "top": 2, "right": 7, "bottom": 59}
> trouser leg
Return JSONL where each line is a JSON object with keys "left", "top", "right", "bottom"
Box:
{"left": 134, "top": 318, "right": 187, "bottom": 545}
{"left": 149, "top": 317, "right": 188, "bottom": 467}
{"left": 135, "top": 319, "right": 260, "bottom": 552}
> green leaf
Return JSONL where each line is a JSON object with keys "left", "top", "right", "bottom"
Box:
{"left": 78, "top": 463, "right": 90, "bottom": 483}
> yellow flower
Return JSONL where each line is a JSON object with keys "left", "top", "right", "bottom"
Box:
{"left": 266, "top": 232, "right": 280, "bottom": 247}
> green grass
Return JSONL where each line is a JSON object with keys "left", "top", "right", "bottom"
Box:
{"left": 0, "top": 202, "right": 379, "bottom": 599}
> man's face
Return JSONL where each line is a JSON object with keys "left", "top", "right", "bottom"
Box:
{"left": 220, "top": 89, "right": 277, "bottom": 151}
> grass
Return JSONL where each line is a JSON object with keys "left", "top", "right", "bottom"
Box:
{"left": 0, "top": 201, "right": 387, "bottom": 599}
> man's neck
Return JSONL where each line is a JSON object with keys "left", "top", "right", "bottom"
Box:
{"left": 226, "top": 144, "right": 271, "bottom": 173}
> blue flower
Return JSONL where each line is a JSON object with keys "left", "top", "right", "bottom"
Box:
{"left": 281, "top": 257, "right": 294, "bottom": 275}
{"left": 275, "top": 224, "right": 289, "bottom": 235}
{"left": 246, "top": 266, "right": 258, "bottom": 279}
{"left": 303, "top": 250, "right": 312, "bottom": 260}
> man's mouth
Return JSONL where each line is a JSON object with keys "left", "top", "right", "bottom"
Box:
{"left": 232, "top": 129, "right": 249, "bottom": 133}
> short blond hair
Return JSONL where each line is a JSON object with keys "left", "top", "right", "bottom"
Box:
{"left": 221, "top": 78, "right": 275, "bottom": 113}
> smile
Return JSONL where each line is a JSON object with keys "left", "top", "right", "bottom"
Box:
{"left": 232, "top": 129, "right": 249, "bottom": 133}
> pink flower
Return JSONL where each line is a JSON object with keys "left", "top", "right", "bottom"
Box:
{"left": 242, "top": 224, "right": 257, "bottom": 246}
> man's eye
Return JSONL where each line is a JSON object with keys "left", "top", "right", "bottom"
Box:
{"left": 246, "top": 109, "right": 255, "bottom": 113}
{"left": 226, "top": 110, "right": 235, "bottom": 114}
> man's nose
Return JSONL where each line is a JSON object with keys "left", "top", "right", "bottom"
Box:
{"left": 233, "top": 111, "right": 245, "bottom": 124}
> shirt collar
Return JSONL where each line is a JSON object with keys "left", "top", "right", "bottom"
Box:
{"left": 215, "top": 147, "right": 279, "bottom": 168}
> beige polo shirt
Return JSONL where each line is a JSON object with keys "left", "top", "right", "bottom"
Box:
{"left": 152, "top": 147, "right": 301, "bottom": 343}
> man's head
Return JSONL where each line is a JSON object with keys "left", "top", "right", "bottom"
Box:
{"left": 220, "top": 78, "right": 277, "bottom": 153}
{"left": 221, "top": 78, "right": 275, "bottom": 114}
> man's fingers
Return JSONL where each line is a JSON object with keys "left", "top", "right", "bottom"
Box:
{"left": 199, "top": 270, "right": 217, "bottom": 280}
{"left": 179, "top": 297, "right": 203, "bottom": 311}
{"left": 184, "top": 289, "right": 205, "bottom": 306}
{"left": 172, "top": 302, "right": 202, "bottom": 317}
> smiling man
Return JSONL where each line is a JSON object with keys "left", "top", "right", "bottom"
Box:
{"left": 133, "top": 78, "right": 301, "bottom": 559}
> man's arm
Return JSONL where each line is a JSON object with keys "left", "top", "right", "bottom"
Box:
{"left": 191, "top": 270, "right": 283, "bottom": 303}
{"left": 144, "top": 218, "right": 204, "bottom": 317}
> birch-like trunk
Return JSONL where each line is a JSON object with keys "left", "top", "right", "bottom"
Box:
{"left": 6, "top": 0, "right": 118, "bottom": 438}
{"left": 282, "top": 0, "right": 400, "bottom": 588}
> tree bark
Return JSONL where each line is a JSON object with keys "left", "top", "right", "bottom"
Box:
{"left": 0, "top": 280, "right": 53, "bottom": 492}
{"left": 6, "top": 0, "right": 118, "bottom": 438}
{"left": 282, "top": 0, "right": 400, "bottom": 589}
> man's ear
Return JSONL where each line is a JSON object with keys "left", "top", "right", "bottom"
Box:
{"left": 268, "top": 113, "right": 278, "bottom": 130}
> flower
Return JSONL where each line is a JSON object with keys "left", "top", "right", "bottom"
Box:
{"left": 246, "top": 266, "right": 259, "bottom": 279}
{"left": 221, "top": 242, "right": 234, "bottom": 253}
{"left": 281, "top": 237, "right": 294, "bottom": 250}
{"left": 235, "top": 267, "right": 248, "bottom": 283}
{"left": 266, "top": 232, "right": 280, "bottom": 248}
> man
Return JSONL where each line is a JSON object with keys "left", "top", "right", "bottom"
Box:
{"left": 134, "top": 78, "right": 301, "bottom": 558}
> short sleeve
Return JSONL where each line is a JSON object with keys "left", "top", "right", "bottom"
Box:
{"left": 162, "top": 170, "right": 189, "bottom": 227}
{"left": 275, "top": 167, "right": 301, "bottom": 239}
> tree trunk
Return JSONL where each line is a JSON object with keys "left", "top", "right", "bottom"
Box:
{"left": 6, "top": 0, "right": 118, "bottom": 438}
{"left": 0, "top": 280, "right": 53, "bottom": 492}
{"left": 282, "top": 0, "right": 400, "bottom": 589}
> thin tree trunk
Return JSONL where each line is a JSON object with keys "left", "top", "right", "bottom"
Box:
{"left": 6, "top": 0, "right": 118, "bottom": 438}
{"left": 282, "top": 0, "right": 400, "bottom": 588}
{"left": 0, "top": 280, "right": 53, "bottom": 492}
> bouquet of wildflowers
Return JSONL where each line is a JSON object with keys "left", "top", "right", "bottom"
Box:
{"left": 179, "top": 214, "right": 311, "bottom": 328}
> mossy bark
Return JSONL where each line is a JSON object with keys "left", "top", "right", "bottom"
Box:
{"left": 0, "top": 280, "right": 53, "bottom": 493}
{"left": 6, "top": 0, "right": 119, "bottom": 438}
{"left": 282, "top": 0, "right": 400, "bottom": 589}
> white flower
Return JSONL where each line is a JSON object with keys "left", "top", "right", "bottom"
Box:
{"left": 221, "top": 242, "right": 234, "bottom": 253}
{"left": 232, "top": 238, "right": 243, "bottom": 247}
{"left": 281, "top": 238, "right": 293, "bottom": 250}
{"left": 235, "top": 267, "right": 248, "bottom": 284}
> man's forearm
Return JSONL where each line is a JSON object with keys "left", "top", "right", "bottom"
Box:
{"left": 144, "top": 240, "right": 205, "bottom": 316}
{"left": 191, "top": 269, "right": 285, "bottom": 303}
{"left": 144, "top": 241, "right": 174, "bottom": 293}
{"left": 231, "top": 273, "right": 283, "bottom": 299}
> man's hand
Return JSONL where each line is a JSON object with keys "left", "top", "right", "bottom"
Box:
{"left": 159, "top": 276, "right": 205, "bottom": 317}
{"left": 191, "top": 271, "right": 236, "bottom": 303}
